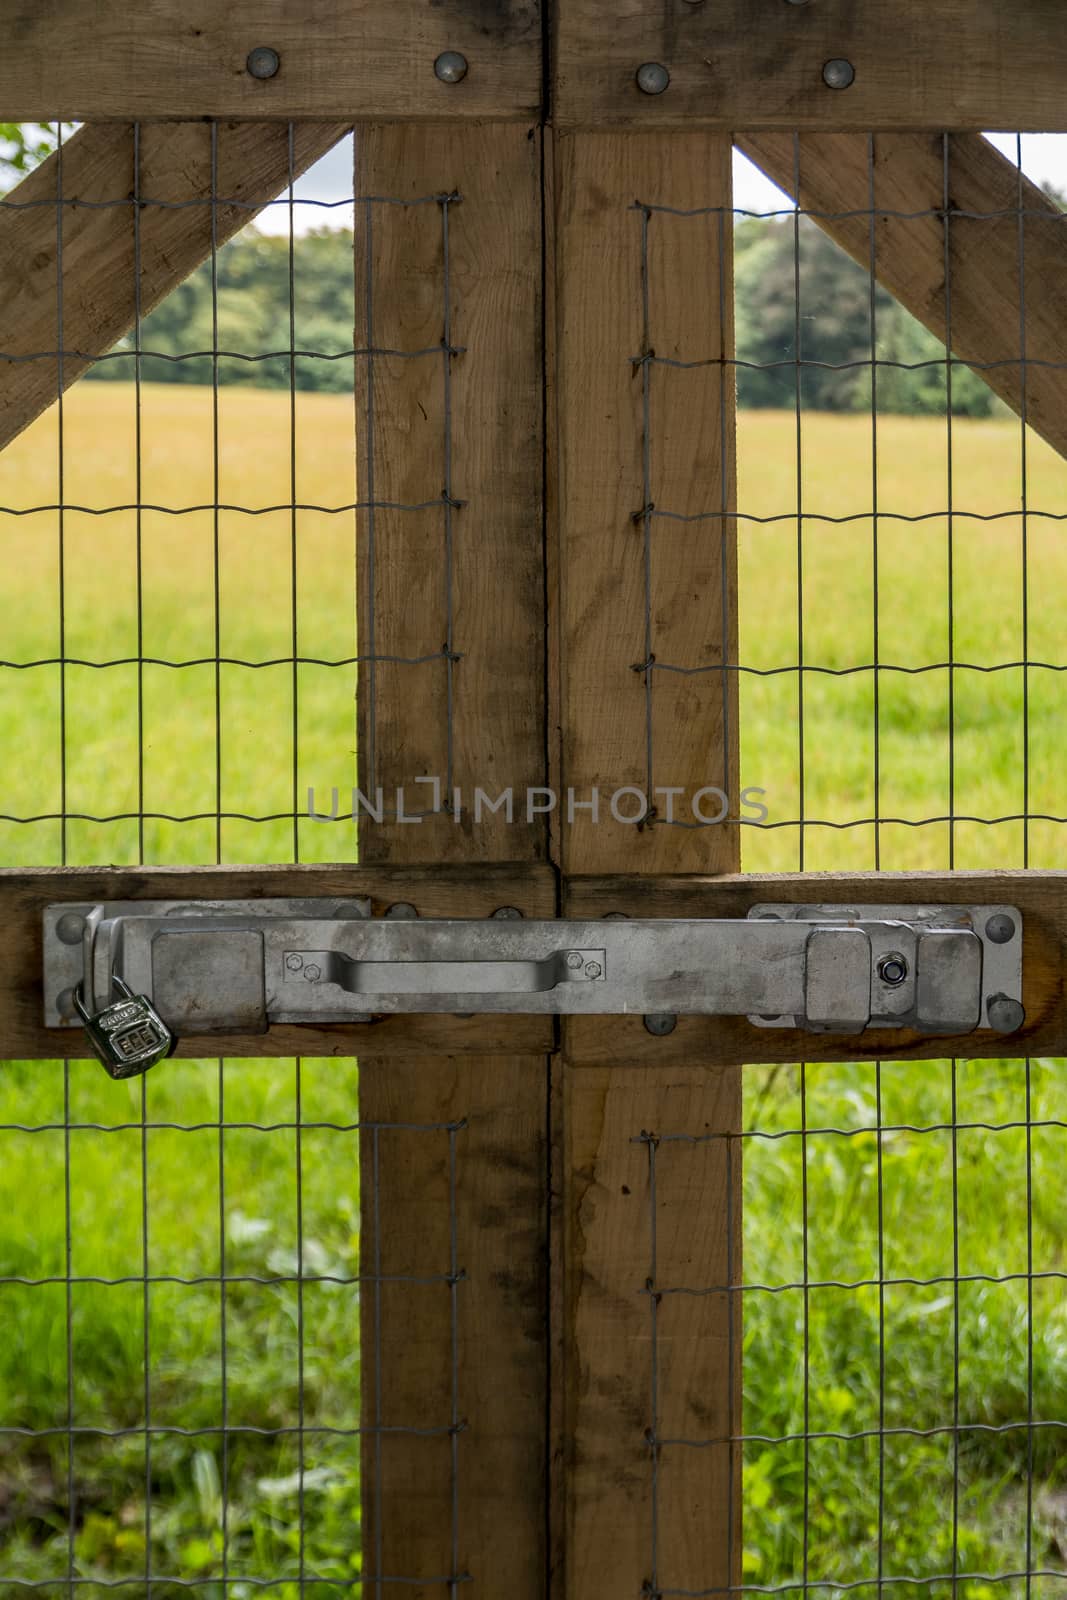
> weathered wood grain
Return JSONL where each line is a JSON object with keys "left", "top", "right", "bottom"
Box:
{"left": 555, "top": 0, "right": 1067, "bottom": 130}
{"left": 0, "top": 0, "right": 540, "bottom": 121}
{"left": 354, "top": 122, "right": 545, "bottom": 866}
{"left": 554, "top": 130, "right": 738, "bottom": 875}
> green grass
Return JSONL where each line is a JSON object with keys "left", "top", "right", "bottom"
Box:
{"left": 2, "top": 384, "right": 1067, "bottom": 1594}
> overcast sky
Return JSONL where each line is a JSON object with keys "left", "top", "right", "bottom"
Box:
{"left": 252, "top": 131, "right": 1067, "bottom": 236}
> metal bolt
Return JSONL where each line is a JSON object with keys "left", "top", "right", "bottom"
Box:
{"left": 246, "top": 46, "right": 280, "bottom": 80}
{"left": 332, "top": 899, "right": 370, "bottom": 920}
{"left": 585, "top": 961, "right": 603, "bottom": 980}
{"left": 636, "top": 61, "right": 671, "bottom": 95}
{"left": 56, "top": 988, "right": 76, "bottom": 1021}
{"left": 492, "top": 906, "right": 523, "bottom": 920}
{"left": 434, "top": 50, "right": 469, "bottom": 84}
{"left": 877, "top": 953, "right": 908, "bottom": 987}
{"left": 822, "top": 57, "right": 855, "bottom": 89}
{"left": 644, "top": 1013, "right": 678, "bottom": 1036}
{"left": 304, "top": 963, "right": 322, "bottom": 983}
{"left": 987, "top": 993, "right": 1026, "bottom": 1035}
{"left": 285, "top": 954, "right": 303, "bottom": 972}
{"left": 985, "top": 913, "right": 1016, "bottom": 945}
{"left": 385, "top": 902, "right": 419, "bottom": 920}
{"left": 566, "top": 951, "right": 585, "bottom": 971}
{"left": 603, "top": 912, "right": 630, "bottom": 920}
{"left": 56, "top": 912, "right": 87, "bottom": 946}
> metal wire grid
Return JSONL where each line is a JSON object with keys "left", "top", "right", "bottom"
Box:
{"left": 0, "top": 119, "right": 464, "bottom": 859}
{"left": 627, "top": 130, "right": 1067, "bottom": 1599}
{"left": 638, "top": 1055, "right": 1067, "bottom": 1600}
{"left": 0, "top": 1083, "right": 467, "bottom": 1593}
{"left": 630, "top": 130, "right": 1067, "bottom": 874}
{"left": 0, "top": 122, "right": 468, "bottom": 1592}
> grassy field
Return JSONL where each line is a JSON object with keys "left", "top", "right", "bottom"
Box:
{"left": 2, "top": 384, "right": 1067, "bottom": 1595}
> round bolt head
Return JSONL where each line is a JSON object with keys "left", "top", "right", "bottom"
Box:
{"left": 285, "top": 953, "right": 303, "bottom": 972}
{"left": 56, "top": 912, "right": 87, "bottom": 946}
{"left": 566, "top": 951, "right": 585, "bottom": 971}
{"left": 644, "top": 1012, "right": 678, "bottom": 1036}
{"left": 603, "top": 911, "right": 630, "bottom": 920}
{"left": 822, "top": 57, "right": 855, "bottom": 89}
{"left": 636, "top": 61, "right": 671, "bottom": 95}
{"left": 304, "top": 963, "right": 322, "bottom": 983}
{"left": 435, "top": 50, "right": 469, "bottom": 84}
{"left": 987, "top": 993, "right": 1026, "bottom": 1034}
{"left": 877, "top": 952, "right": 908, "bottom": 987}
{"left": 492, "top": 906, "right": 523, "bottom": 920}
{"left": 332, "top": 899, "right": 370, "bottom": 920}
{"left": 246, "top": 46, "right": 280, "bottom": 80}
{"left": 384, "top": 902, "right": 419, "bottom": 920}
{"left": 585, "top": 961, "right": 603, "bottom": 980}
{"left": 985, "top": 913, "right": 1016, "bottom": 945}
{"left": 56, "top": 987, "right": 77, "bottom": 1021}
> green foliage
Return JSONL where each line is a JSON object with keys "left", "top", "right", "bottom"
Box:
{"left": 84, "top": 210, "right": 1013, "bottom": 416}
{"left": 734, "top": 215, "right": 1003, "bottom": 417}
{"left": 89, "top": 228, "right": 358, "bottom": 395}
{"left": 0, "top": 122, "right": 69, "bottom": 180}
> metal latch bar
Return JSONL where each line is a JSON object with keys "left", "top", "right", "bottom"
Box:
{"left": 43, "top": 899, "right": 1024, "bottom": 1038}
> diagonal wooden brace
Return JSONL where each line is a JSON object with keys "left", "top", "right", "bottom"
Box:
{"left": 737, "top": 131, "right": 1067, "bottom": 462}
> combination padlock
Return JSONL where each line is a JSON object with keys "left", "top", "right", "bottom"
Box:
{"left": 73, "top": 974, "right": 176, "bottom": 1080}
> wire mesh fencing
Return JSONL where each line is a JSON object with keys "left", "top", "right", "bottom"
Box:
{"left": 0, "top": 113, "right": 1066, "bottom": 1598}
{"left": 0, "top": 120, "right": 475, "bottom": 1593}
{"left": 0, "top": 1056, "right": 466, "bottom": 1592}
{"left": 641, "top": 1056, "right": 1067, "bottom": 1600}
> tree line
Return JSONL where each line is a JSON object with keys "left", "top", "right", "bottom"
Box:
{"left": 82, "top": 215, "right": 1003, "bottom": 415}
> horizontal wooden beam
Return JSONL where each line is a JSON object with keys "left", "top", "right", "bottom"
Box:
{"left": 0, "top": 0, "right": 541, "bottom": 121}
{"left": 555, "top": 0, "right": 1067, "bottom": 130}
{"left": 737, "top": 130, "right": 1067, "bottom": 462}
{"left": 0, "top": 119, "right": 348, "bottom": 451}
{"left": 564, "top": 871, "right": 1067, "bottom": 1065}
{"left": 0, "top": 862, "right": 556, "bottom": 1059}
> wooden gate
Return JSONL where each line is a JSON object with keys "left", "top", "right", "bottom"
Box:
{"left": 2, "top": 2, "right": 1067, "bottom": 1594}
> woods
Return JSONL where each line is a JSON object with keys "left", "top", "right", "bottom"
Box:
{"left": 80, "top": 215, "right": 1006, "bottom": 414}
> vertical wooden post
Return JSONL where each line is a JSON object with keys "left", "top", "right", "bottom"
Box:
{"left": 355, "top": 123, "right": 550, "bottom": 1596}
{"left": 552, "top": 131, "right": 743, "bottom": 1599}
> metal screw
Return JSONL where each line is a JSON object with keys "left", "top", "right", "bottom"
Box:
{"left": 566, "top": 952, "right": 585, "bottom": 971}
{"left": 985, "top": 913, "right": 1016, "bottom": 945}
{"left": 492, "top": 906, "right": 523, "bottom": 920}
{"left": 246, "top": 46, "right": 280, "bottom": 80}
{"left": 56, "top": 912, "right": 87, "bottom": 946}
{"left": 285, "top": 954, "right": 303, "bottom": 972}
{"left": 644, "top": 1013, "right": 677, "bottom": 1036}
{"left": 56, "top": 988, "right": 77, "bottom": 1021}
{"left": 434, "top": 50, "right": 469, "bottom": 84}
{"left": 822, "top": 57, "right": 855, "bottom": 89}
{"left": 585, "top": 961, "right": 603, "bottom": 980}
{"left": 304, "top": 963, "right": 322, "bottom": 983}
{"left": 877, "top": 953, "right": 908, "bottom": 987}
{"left": 385, "top": 902, "right": 419, "bottom": 920}
{"left": 636, "top": 61, "right": 671, "bottom": 95}
{"left": 987, "top": 994, "right": 1026, "bottom": 1034}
